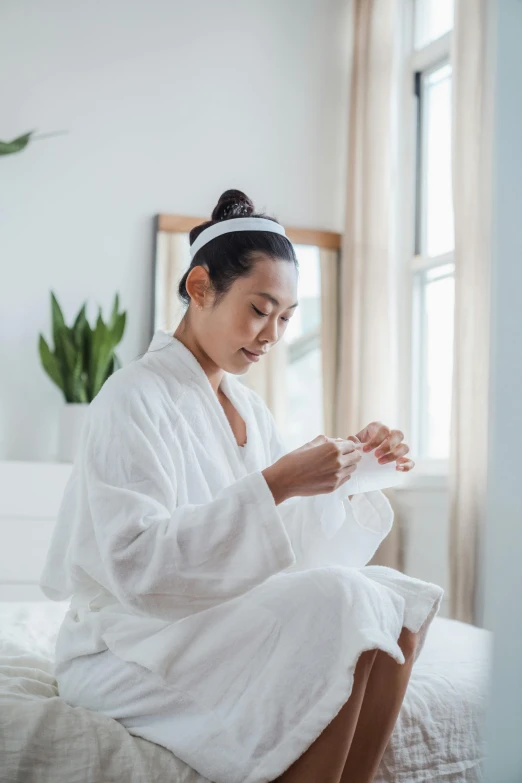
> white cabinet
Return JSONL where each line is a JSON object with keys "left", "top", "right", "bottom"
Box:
{"left": 0, "top": 461, "right": 72, "bottom": 600}
{"left": 392, "top": 471, "right": 451, "bottom": 617}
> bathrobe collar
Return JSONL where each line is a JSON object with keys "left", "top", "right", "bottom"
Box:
{"left": 145, "top": 329, "right": 252, "bottom": 476}
{"left": 146, "top": 328, "right": 239, "bottom": 399}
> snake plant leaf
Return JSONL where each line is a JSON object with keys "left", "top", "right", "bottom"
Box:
{"left": 39, "top": 291, "right": 126, "bottom": 403}
{"left": 82, "top": 319, "right": 93, "bottom": 398}
{"left": 51, "top": 292, "right": 67, "bottom": 351}
{"left": 72, "top": 304, "right": 88, "bottom": 348}
{"left": 0, "top": 131, "right": 35, "bottom": 156}
{"left": 89, "top": 313, "right": 105, "bottom": 382}
{"left": 60, "top": 328, "right": 79, "bottom": 375}
{"left": 109, "top": 293, "right": 120, "bottom": 331}
{"left": 91, "top": 315, "right": 115, "bottom": 399}
{"left": 111, "top": 312, "right": 126, "bottom": 345}
{"left": 39, "top": 334, "right": 65, "bottom": 393}
{"left": 102, "top": 353, "right": 121, "bottom": 386}
{"left": 70, "top": 351, "right": 89, "bottom": 404}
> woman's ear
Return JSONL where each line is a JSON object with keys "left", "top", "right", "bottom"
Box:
{"left": 185, "top": 265, "right": 211, "bottom": 308}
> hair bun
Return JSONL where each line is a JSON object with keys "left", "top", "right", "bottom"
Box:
{"left": 211, "top": 189, "right": 255, "bottom": 222}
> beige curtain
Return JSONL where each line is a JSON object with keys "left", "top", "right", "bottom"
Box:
{"left": 335, "top": 0, "right": 404, "bottom": 569}
{"left": 449, "top": 0, "right": 492, "bottom": 625}
{"left": 335, "top": 0, "right": 401, "bottom": 442}
{"left": 319, "top": 247, "right": 340, "bottom": 437}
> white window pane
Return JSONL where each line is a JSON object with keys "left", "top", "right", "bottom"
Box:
{"left": 422, "top": 64, "right": 454, "bottom": 258}
{"left": 426, "top": 262, "right": 454, "bottom": 282}
{"left": 414, "top": 0, "right": 454, "bottom": 49}
{"left": 284, "top": 244, "right": 321, "bottom": 344}
{"left": 285, "top": 346, "right": 324, "bottom": 450}
{"left": 281, "top": 245, "right": 324, "bottom": 449}
{"left": 424, "top": 270, "right": 454, "bottom": 458}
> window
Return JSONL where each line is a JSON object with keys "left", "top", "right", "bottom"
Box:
{"left": 409, "top": 0, "right": 454, "bottom": 461}
{"left": 283, "top": 244, "right": 323, "bottom": 450}
{"left": 414, "top": 0, "right": 453, "bottom": 49}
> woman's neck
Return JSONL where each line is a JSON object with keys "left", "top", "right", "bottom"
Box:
{"left": 172, "top": 325, "right": 224, "bottom": 395}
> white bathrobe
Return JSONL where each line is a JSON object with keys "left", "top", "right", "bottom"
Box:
{"left": 40, "top": 329, "right": 444, "bottom": 783}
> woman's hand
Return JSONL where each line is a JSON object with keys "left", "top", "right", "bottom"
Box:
{"left": 353, "top": 421, "right": 415, "bottom": 472}
{"left": 262, "top": 435, "right": 363, "bottom": 504}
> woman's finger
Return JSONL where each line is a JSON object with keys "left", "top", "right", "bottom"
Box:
{"left": 374, "top": 430, "right": 405, "bottom": 458}
{"left": 332, "top": 437, "right": 361, "bottom": 454}
{"left": 396, "top": 457, "right": 415, "bottom": 471}
{"left": 341, "top": 449, "right": 362, "bottom": 467}
{"left": 361, "top": 424, "right": 390, "bottom": 452}
{"left": 377, "top": 442, "right": 410, "bottom": 464}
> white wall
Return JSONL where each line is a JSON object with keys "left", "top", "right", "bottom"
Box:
{"left": 0, "top": 0, "right": 351, "bottom": 462}
{"left": 482, "top": 0, "right": 522, "bottom": 779}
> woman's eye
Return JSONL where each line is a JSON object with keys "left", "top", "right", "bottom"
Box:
{"left": 251, "top": 305, "right": 290, "bottom": 323}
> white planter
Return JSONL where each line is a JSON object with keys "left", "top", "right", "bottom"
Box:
{"left": 57, "top": 403, "right": 89, "bottom": 463}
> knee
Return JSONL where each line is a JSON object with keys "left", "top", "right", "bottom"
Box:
{"left": 398, "top": 626, "right": 419, "bottom": 659}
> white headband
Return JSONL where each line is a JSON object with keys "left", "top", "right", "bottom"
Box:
{"left": 189, "top": 217, "right": 288, "bottom": 259}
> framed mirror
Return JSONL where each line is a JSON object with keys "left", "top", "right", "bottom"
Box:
{"left": 153, "top": 214, "right": 342, "bottom": 449}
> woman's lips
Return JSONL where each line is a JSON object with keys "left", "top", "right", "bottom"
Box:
{"left": 242, "top": 348, "right": 261, "bottom": 363}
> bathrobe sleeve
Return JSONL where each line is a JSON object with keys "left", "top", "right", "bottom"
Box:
{"left": 265, "top": 408, "right": 394, "bottom": 571}
{"left": 82, "top": 391, "right": 296, "bottom": 619}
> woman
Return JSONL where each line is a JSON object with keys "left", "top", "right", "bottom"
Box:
{"left": 41, "top": 189, "right": 444, "bottom": 783}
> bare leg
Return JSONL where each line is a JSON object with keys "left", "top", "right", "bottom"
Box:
{"left": 273, "top": 648, "right": 378, "bottom": 783}
{"left": 340, "top": 627, "right": 419, "bottom": 783}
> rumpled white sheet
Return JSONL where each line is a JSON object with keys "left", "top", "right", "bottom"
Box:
{"left": 0, "top": 601, "right": 490, "bottom": 783}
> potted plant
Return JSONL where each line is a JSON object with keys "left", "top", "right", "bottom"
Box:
{"left": 39, "top": 292, "right": 126, "bottom": 462}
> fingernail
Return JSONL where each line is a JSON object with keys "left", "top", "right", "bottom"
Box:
{"left": 375, "top": 450, "right": 383, "bottom": 458}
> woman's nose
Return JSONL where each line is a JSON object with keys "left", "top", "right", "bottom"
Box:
{"left": 261, "top": 318, "right": 279, "bottom": 344}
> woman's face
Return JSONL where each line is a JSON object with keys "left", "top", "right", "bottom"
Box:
{"left": 191, "top": 254, "right": 299, "bottom": 375}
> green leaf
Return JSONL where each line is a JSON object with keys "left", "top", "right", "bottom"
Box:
{"left": 38, "top": 334, "right": 65, "bottom": 396}
{"left": 72, "top": 304, "right": 88, "bottom": 349}
{"left": 70, "top": 351, "right": 89, "bottom": 403}
{"left": 90, "top": 315, "right": 114, "bottom": 398}
{"left": 39, "top": 290, "right": 126, "bottom": 403}
{"left": 109, "top": 293, "right": 120, "bottom": 331}
{"left": 111, "top": 312, "right": 126, "bottom": 346}
{"left": 0, "top": 131, "right": 35, "bottom": 156}
{"left": 61, "top": 329, "right": 78, "bottom": 374}
{"left": 51, "top": 291, "right": 67, "bottom": 350}
{"left": 102, "top": 354, "right": 118, "bottom": 386}
{"left": 83, "top": 320, "right": 93, "bottom": 399}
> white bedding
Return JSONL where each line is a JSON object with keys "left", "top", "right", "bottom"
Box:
{"left": 0, "top": 601, "right": 490, "bottom": 783}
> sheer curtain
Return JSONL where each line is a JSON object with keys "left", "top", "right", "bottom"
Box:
{"left": 319, "top": 247, "right": 340, "bottom": 438}
{"left": 334, "top": 0, "right": 403, "bottom": 569}
{"left": 449, "top": 0, "right": 493, "bottom": 625}
{"left": 335, "top": 0, "right": 401, "bottom": 440}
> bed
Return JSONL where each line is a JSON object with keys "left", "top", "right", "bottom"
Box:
{"left": 0, "top": 601, "right": 490, "bottom": 783}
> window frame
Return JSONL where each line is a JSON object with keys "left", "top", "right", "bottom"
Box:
{"left": 399, "top": 2, "right": 454, "bottom": 474}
